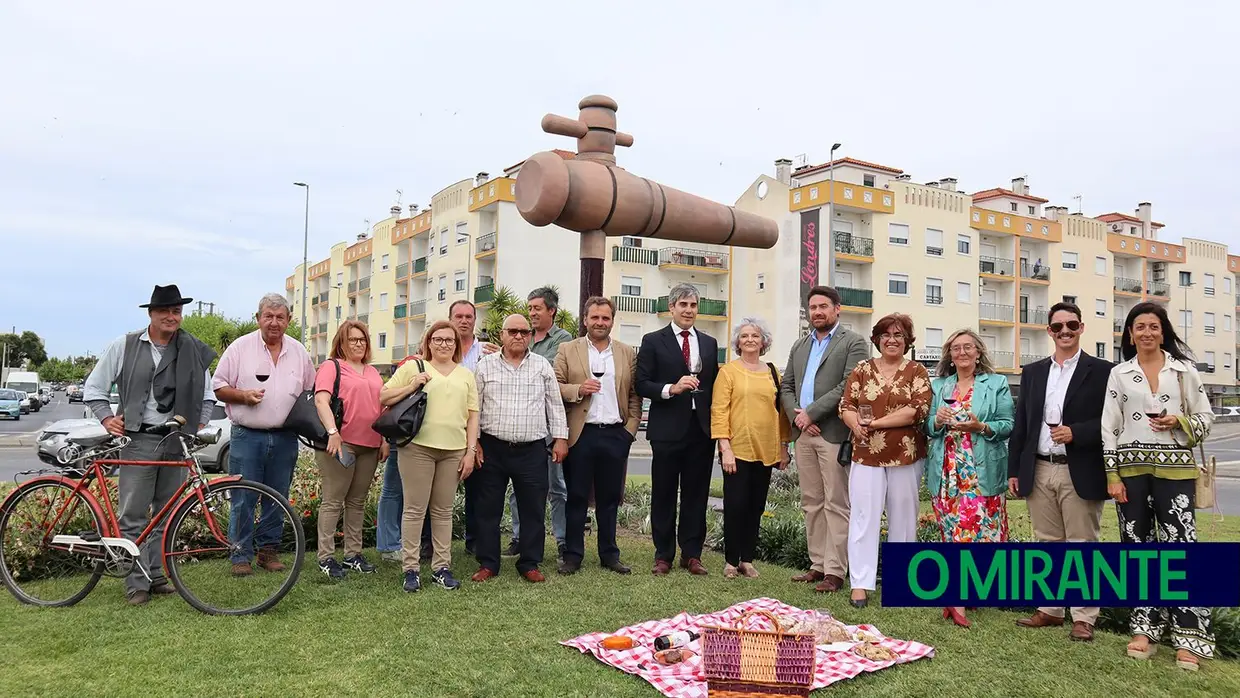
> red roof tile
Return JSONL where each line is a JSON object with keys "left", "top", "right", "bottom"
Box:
{"left": 1098, "top": 212, "right": 1165, "bottom": 229}
{"left": 971, "top": 187, "right": 1049, "bottom": 204}
{"left": 791, "top": 157, "right": 904, "bottom": 178}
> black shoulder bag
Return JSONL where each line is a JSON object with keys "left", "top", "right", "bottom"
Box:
{"left": 372, "top": 360, "right": 428, "bottom": 447}
{"left": 285, "top": 359, "right": 347, "bottom": 450}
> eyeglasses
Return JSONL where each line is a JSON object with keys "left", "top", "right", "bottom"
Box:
{"left": 429, "top": 337, "right": 456, "bottom": 346}
{"left": 347, "top": 336, "right": 368, "bottom": 345}
{"left": 879, "top": 332, "right": 905, "bottom": 341}
{"left": 950, "top": 344, "right": 977, "bottom": 355}
{"left": 1048, "top": 321, "right": 1082, "bottom": 333}
{"left": 505, "top": 328, "right": 532, "bottom": 337}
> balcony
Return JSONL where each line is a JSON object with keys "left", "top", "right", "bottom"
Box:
{"left": 1019, "top": 261, "right": 1050, "bottom": 283}
{"left": 612, "top": 245, "right": 659, "bottom": 265}
{"left": 413, "top": 257, "right": 427, "bottom": 275}
{"left": 1019, "top": 308, "right": 1048, "bottom": 325}
{"left": 979, "top": 256, "right": 1015, "bottom": 277}
{"left": 1114, "top": 319, "right": 1124, "bottom": 334}
{"left": 408, "top": 299, "right": 426, "bottom": 318}
{"left": 611, "top": 295, "right": 656, "bottom": 314}
{"left": 359, "top": 276, "right": 371, "bottom": 291}
{"left": 347, "top": 280, "right": 358, "bottom": 294}
{"left": 717, "top": 347, "right": 728, "bottom": 364}
{"left": 834, "top": 232, "right": 874, "bottom": 259}
{"left": 656, "top": 296, "right": 728, "bottom": 317}
{"left": 358, "top": 313, "right": 369, "bottom": 325}
{"left": 657, "top": 247, "right": 729, "bottom": 273}
{"left": 395, "top": 262, "right": 409, "bottom": 279}
{"left": 1018, "top": 352, "right": 1041, "bottom": 367}
{"left": 991, "top": 350, "right": 1016, "bottom": 369}
{"left": 394, "top": 303, "right": 407, "bottom": 319}
{"left": 1235, "top": 293, "right": 1240, "bottom": 308}
{"left": 926, "top": 293, "right": 944, "bottom": 306}
{"left": 475, "top": 232, "right": 497, "bottom": 257}
{"left": 1148, "top": 281, "right": 1170, "bottom": 298}
{"left": 789, "top": 180, "right": 895, "bottom": 214}
{"left": 1114, "top": 277, "right": 1143, "bottom": 295}
{"left": 980, "top": 303, "right": 1015, "bottom": 323}
{"left": 317, "top": 322, "right": 327, "bottom": 335}
{"left": 838, "top": 286, "right": 873, "bottom": 309}
{"left": 1235, "top": 330, "right": 1240, "bottom": 345}
{"left": 393, "top": 346, "right": 406, "bottom": 361}
{"left": 970, "top": 207, "right": 1062, "bottom": 241}
{"left": 474, "top": 283, "right": 495, "bottom": 304}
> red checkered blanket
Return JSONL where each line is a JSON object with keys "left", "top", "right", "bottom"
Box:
{"left": 562, "top": 597, "right": 934, "bottom": 697}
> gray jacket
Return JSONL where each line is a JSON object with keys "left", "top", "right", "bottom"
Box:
{"left": 779, "top": 328, "right": 869, "bottom": 443}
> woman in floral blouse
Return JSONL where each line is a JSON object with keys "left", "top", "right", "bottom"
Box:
{"left": 839, "top": 313, "right": 931, "bottom": 608}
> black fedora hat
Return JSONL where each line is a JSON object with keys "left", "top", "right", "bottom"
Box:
{"left": 139, "top": 284, "right": 194, "bottom": 309}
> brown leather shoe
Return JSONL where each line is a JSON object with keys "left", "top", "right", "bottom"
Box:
{"left": 521, "top": 569, "right": 546, "bottom": 583}
{"left": 1070, "top": 621, "right": 1095, "bottom": 642}
{"left": 126, "top": 590, "right": 150, "bottom": 606}
{"left": 652, "top": 559, "right": 672, "bottom": 576}
{"left": 231, "top": 562, "right": 254, "bottom": 577}
{"left": 471, "top": 567, "right": 497, "bottom": 582}
{"left": 814, "top": 574, "right": 846, "bottom": 593}
{"left": 257, "top": 548, "right": 286, "bottom": 573}
{"left": 680, "top": 558, "right": 708, "bottom": 576}
{"left": 792, "top": 570, "right": 825, "bottom": 583}
{"left": 149, "top": 582, "right": 177, "bottom": 595}
{"left": 1015, "top": 611, "right": 1065, "bottom": 628}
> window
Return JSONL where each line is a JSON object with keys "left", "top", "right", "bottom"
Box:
{"left": 336, "top": 306, "right": 341, "bottom": 320}
{"left": 454, "top": 270, "right": 466, "bottom": 292}
{"left": 1130, "top": 226, "right": 1137, "bottom": 235}
{"left": 925, "top": 328, "right": 943, "bottom": 351}
{"left": 1226, "top": 353, "right": 1233, "bottom": 369}
{"left": 863, "top": 174, "right": 875, "bottom": 187}
{"left": 1095, "top": 256, "right": 1106, "bottom": 275}
{"left": 888, "top": 223, "right": 909, "bottom": 245}
{"left": 1205, "top": 351, "right": 1216, "bottom": 371}
{"left": 336, "top": 272, "right": 343, "bottom": 285}
{"left": 1009, "top": 202, "right": 1018, "bottom": 212}
{"left": 622, "top": 236, "right": 643, "bottom": 248}
{"left": 756, "top": 274, "right": 766, "bottom": 292}
{"left": 957, "top": 234, "right": 970, "bottom": 255}
{"left": 456, "top": 222, "right": 468, "bottom": 245}
{"left": 1205, "top": 312, "right": 1216, "bottom": 335}
{"left": 888, "top": 273, "right": 909, "bottom": 295}
{"left": 1062, "top": 252, "right": 1078, "bottom": 270}
{"left": 380, "top": 254, "right": 389, "bottom": 271}
{"left": 1062, "top": 295, "right": 1077, "bottom": 305}
{"left": 956, "top": 281, "right": 971, "bottom": 303}
{"left": 1226, "top": 277, "right": 1233, "bottom": 295}
{"left": 1179, "top": 270, "right": 1192, "bottom": 287}
{"left": 619, "top": 324, "right": 642, "bottom": 346}
{"left": 1028, "top": 205, "right": 1036, "bottom": 215}
{"left": 378, "top": 333, "right": 387, "bottom": 350}
{"left": 1095, "top": 342, "right": 1105, "bottom": 358}
{"left": 1204, "top": 273, "right": 1216, "bottom": 296}
{"left": 429, "top": 232, "right": 436, "bottom": 253}
{"left": 1179, "top": 309, "right": 1192, "bottom": 327}
{"left": 1095, "top": 299, "right": 1106, "bottom": 317}
{"left": 925, "top": 228, "right": 943, "bottom": 256}
{"left": 620, "top": 275, "right": 642, "bottom": 296}
{"left": 926, "top": 278, "right": 943, "bottom": 305}
{"left": 1226, "top": 315, "right": 1233, "bottom": 332}
{"left": 379, "top": 293, "right": 388, "bottom": 311}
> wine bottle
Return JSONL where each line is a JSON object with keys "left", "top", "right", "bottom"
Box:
{"left": 653, "top": 630, "right": 700, "bottom": 651}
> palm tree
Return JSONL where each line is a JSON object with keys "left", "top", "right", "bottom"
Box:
{"left": 482, "top": 284, "right": 579, "bottom": 341}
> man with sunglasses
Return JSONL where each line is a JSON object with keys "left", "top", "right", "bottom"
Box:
{"left": 1008, "top": 301, "right": 1113, "bottom": 642}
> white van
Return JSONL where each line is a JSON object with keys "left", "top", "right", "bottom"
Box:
{"left": 4, "top": 371, "right": 42, "bottom": 413}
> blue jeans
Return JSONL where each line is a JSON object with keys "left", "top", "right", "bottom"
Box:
{"left": 510, "top": 451, "right": 566, "bottom": 546}
{"left": 376, "top": 445, "right": 403, "bottom": 552}
{"left": 228, "top": 425, "right": 299, "bottom": 563}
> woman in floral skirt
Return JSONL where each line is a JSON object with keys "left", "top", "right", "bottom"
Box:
{"left": 924, "top": 329, "right": 1014, "bottom": 628}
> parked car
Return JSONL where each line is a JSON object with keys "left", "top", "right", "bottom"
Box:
{"left": 38, "top": 387, "right": 52, "bottom": 405}
{"left": 0, "top": 389, "right": 22, "bottom": 420}
{"left": 66, "top": 384, "right": 83, "bottom": 402}
{"left": 51, "top": 400, "right": 232, "bottom": 473}
{"left": 14, "top": 391, "right": 31, "bottom": 415}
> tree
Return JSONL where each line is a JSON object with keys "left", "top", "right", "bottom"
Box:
{"left": 481, "top": 284, "right": 579, "bottom": 344}
{"left": 180, "top": 314, "right": 302, "bottom": 370}
{"left": 0, "top": 330, "right": 47, "bottom": 367}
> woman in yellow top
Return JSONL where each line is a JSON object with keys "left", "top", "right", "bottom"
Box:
{"left": 711, "top": 317, "right": 791, "bottom": 579}
{"left": 380, "top": 320, "right": 479, "bottom": 593}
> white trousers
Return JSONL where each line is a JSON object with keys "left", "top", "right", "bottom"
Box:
{"left": 847, "top": 460, "right": 923, "bottom": 591}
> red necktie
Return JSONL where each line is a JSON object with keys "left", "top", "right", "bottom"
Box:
{"left": 680, "top": 330, "right": 691, "bottom": 369}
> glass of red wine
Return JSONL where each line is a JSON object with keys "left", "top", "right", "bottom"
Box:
{"left": 1144, "top": 393, "right": 1165, "bottom": 422}
{"left": 256, "top": 372, "right": 270, "bottom": 383}
{"left": 1044, "top": 403, "right": 1062, "bottom": 430}
{"left": 591, "top": 357, "right": 605, "bottom": 380}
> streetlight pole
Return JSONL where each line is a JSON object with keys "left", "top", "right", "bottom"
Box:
{"left": 294, "top": 182, "right": 310, "bottom": 345}
{"left": 826, "top": 142, "right": 841, "bottom": 287}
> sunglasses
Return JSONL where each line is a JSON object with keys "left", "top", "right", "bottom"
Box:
{"left": 505, "top": 328, "right": 532, "bottom": 337}
{"left": 1048, "top": 321, "right": 1082, "bottom": 333}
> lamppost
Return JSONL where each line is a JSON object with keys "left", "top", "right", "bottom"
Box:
{"left": 294, "top": 182, "right": 310, "bottom": 345}
{"left": 825, "top": 142, "right": 841, "bottom": 286}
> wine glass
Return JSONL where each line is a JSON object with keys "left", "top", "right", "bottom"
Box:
{"left": 255, "top": 372, "right": 270, "bottom": 383}
{"left": 1143, "top": 393, "right": 1165, "bottom": 422}
{"left": 1044, "top": 403, "right": 1062, "bottom": 430}
{"left": 591, "top": 357, "right": 606, "bottom": 380}
{"left": 689, "top": 356, "right": 703, "bottom": 394}
{"left": 858, "top": 404, "right": 874, "bottom": 427}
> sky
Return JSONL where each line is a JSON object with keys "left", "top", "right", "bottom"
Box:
{"left": 2, "top": 0, "right": 1238, "bottom": 357}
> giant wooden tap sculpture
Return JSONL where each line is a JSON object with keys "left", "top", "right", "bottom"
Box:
{"left": 514, "top": 95, "right": 778, "bottom": 327}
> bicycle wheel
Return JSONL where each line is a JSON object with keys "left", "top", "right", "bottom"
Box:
{"left": 0, "top": 480, "right": 105, "bottom": 607}
{"left": 164, "top": 479, "right": 304, "bottom": 615}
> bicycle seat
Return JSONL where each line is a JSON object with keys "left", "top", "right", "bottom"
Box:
{"left": 65, "top": 424, "right": 112, "bottom": 448}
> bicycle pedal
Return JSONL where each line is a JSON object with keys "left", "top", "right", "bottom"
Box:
{"left": 78, "top": 530, "right": 101, "bottom": 542}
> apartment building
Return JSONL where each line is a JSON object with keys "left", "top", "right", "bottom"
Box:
{"left": 732, "top": 156, "right": 1240, "bottom": 401}
{"left": 288, "top": 156, "right": 739, "bottom": 370}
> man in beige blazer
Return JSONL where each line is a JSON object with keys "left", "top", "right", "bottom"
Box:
{"left": 553, "top": 296, "right": 642, "bottom": 575}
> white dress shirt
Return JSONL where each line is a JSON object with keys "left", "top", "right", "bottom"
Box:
{"left": 585, "top": 341, "right": 622, "bottom": 425}
{"left": 660, "top": 324, "right": 701, "bottom": 408}
{"left": 1038, "top": 349, "right": 1081, "bottom": 456}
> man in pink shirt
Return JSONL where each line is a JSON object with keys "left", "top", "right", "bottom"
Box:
{"left": 212, "top": 293, "right": 316, "bottom": 576}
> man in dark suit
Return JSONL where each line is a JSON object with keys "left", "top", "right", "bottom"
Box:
{"left": 1008, "top": 301, "right": 1113, "bottom": 642}
{"left": 636, "top": 283, "right": 719, "bottom": 576}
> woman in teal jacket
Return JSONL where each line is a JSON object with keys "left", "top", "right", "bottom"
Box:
{"left": 924, "top": 329, "right": 1014, "bottom": 628}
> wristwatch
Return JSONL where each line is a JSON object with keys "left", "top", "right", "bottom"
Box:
{"left": 327, "top": 428, "right": 338, "bottom": 436}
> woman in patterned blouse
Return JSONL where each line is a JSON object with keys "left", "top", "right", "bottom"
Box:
{"left": 839, "top": 313, "right": 931, "bottom": 608}
{"left": 1103, "top": 302, "right": 1214, "bottom": 669}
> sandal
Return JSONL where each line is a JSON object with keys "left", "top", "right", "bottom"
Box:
{"left": 723, "top": 564, "right": 739, "bottom": 579}
{"left": 1175, "top": 650, "right": 1200, "bottom": 672}
{"left": 739, "top": 562, "right": 760, "bottom": 578}
{"left": 1126, "top": 637, "right": 1157, "bottom": 660}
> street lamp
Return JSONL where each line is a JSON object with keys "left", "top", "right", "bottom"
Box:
{"left": 825, "top": 142, "right": 841, "bottom": 286}
{"left": 294, "top": 182, "right": 310, "bottom": 345}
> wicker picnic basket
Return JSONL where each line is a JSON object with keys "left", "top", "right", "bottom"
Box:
{"left": 700, "top": 610, "right": 817, "bottom": 697}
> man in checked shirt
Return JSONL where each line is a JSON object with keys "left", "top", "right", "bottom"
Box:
{"left": 470, "top": 313, "right": 569, "bottom": 583}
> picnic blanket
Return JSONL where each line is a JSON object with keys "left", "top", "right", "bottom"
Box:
{"left": 562, "top": 597, "right": 934, "bottom": 698}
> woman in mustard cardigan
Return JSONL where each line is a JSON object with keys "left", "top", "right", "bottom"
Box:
{"left": 711, "top": 317, "right": 790, "bottom": 579}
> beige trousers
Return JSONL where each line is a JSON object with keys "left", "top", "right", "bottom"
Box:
{"left": 397, "top": 443, "right": 464, "bottom": 572}
{"left": 1027, "top": 458, "right": 1104, "bottom": 624}
{"left": 315, "top": 444, "right": 380, "bottom": 561}
{"left": 794, "top": 433, "right": 851, "bottom": 578}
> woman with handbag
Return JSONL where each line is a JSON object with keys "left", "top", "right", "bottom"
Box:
{"left": 925, "top": 329, "right": 1014, "bottom": 628}
{"left": 1104, "top": 302, "right": 1214, "bottom": 669}
{"left": 381, "top": 320, "right": 479, "bottom": 593}
{"left": 839, "top": 313, "right": 931, "bottom": 608}
{"left": 710, "top": 317, "right": 791, "bottom": 579}
{"left": 313, "top": 320, "right": 388, "bottom": 580}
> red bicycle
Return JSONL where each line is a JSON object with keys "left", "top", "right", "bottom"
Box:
{"left": 0, "top": 417, "right": 305, "bottom": 615}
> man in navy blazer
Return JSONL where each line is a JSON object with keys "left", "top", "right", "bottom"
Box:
{"left": 636, "top": 284, "right": 719, "bottom": 577}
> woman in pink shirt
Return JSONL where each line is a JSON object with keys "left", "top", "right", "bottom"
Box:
{"left": 314, "top": 320, "right": 388, "bottom": 580}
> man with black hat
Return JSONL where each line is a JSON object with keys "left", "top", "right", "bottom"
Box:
{"left": 83, "top": 284, "right": 218, "bottom": 606}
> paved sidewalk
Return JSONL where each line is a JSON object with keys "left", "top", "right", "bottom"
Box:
{"left": 0, "top": 434, "right": 36, "bottom": 449}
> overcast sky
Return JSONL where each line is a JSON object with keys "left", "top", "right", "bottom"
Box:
{"left": 2, "top": 0, "right": 1237, "bottom": 357}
